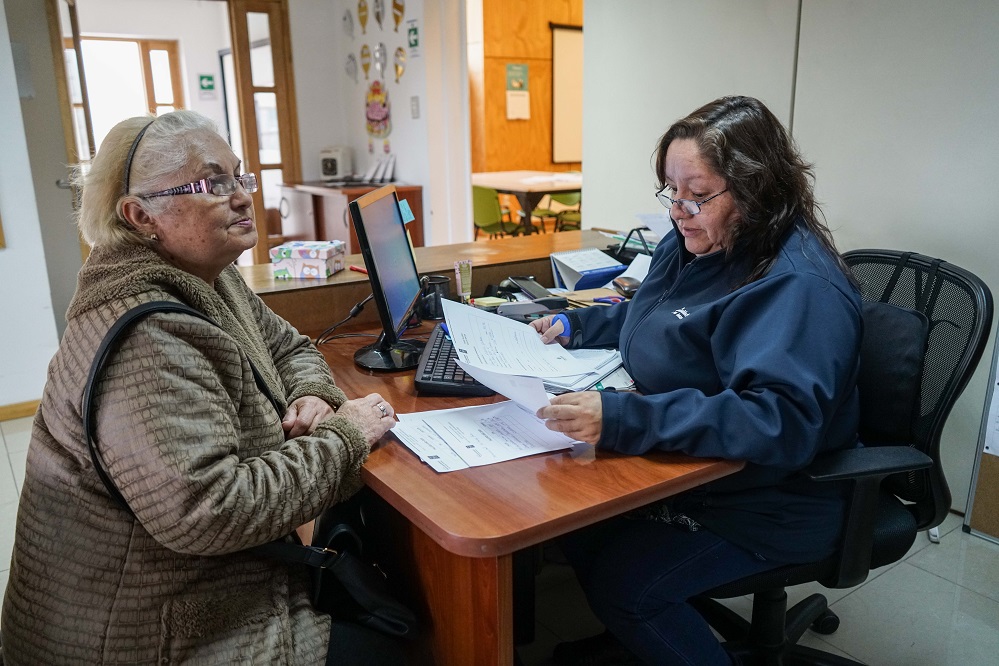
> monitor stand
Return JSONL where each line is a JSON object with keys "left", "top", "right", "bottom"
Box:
{"left": 353, "top": 335, "right": 426, "bottom": 371}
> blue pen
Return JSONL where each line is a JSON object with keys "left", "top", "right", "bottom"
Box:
{"left": 594, "top": 296, "right": 624, "bottom": 305}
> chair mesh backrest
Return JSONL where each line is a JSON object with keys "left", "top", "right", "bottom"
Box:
{"left": 844, "top": 250, "right": 993, "bottom": 525}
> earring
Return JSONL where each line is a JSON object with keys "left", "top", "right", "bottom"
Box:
{"left": 149, "top": 234, "right": 159, "bottom": 242}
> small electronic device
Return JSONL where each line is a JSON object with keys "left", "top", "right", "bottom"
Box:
{"left": 414, "top": 324, "right": 494, "bottom": 397}
{"left": 494, "top": 297, "right": 568, "bottom": 323}
{"left": 348, "top": 185, "right": 425, "bottom": 370}
{"left": 499, "top": 275, "right": 552, "bottom": 300}
{"left": 320, "top": 146, "right": 353, "bottom": 182}
{"left": 612, "top": 275, "right": 641, "bottom": 299}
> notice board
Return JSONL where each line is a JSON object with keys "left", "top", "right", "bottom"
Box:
{"left": 966, "top": 336, "right": 999, "bottom": 544}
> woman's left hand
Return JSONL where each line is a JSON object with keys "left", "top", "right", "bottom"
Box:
{"left": 282, "top": 396, "right": 336, "bottom": 438}
{"left": 536, "top": 391, "right": 603, "bottom": 444}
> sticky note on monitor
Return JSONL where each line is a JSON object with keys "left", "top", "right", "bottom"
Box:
{"left": 398, "top": 198, "right": 415, "bottom": 224}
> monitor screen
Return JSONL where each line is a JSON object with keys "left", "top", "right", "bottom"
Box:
{"left": 348, "top": 185, "right": 426, "bottom": 370}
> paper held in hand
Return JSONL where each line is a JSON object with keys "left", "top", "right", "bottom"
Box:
{"left": 388, "top": 300, "right": 630, "bottom": 472}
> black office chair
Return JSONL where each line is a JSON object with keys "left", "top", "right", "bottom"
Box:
{"left": 691, "top": 249, "right": 994, "bottom": 665}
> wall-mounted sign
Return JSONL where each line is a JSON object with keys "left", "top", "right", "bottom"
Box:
{"left": 407, "top": 19, "right": 420, "bottom": 57}
{"left": 198, "top": 74, "right": 216, "bottom": 100}
{"left": 505, "top": 63, "right": 529, "bottom": 120}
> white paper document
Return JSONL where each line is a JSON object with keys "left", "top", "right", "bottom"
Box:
{"left": 635, "top": 212, "right": 674, "bottom": 240}
{"left": 441, "top": 299, "right": 592, "bottom": 376}
{"left": 542, "top": 349, "right": 622, "bottom": 393}
{"left": 455, "top": 360, "right": 551, "bottom": 413}
{"left": 393, "top": 402, "right": 576, "bottom": 472}
{"left": 604, "top": 252, "right": 652, "bottom": 287}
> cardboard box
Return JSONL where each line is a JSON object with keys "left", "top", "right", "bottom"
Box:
{"left": 270, "top": 240, "right": 345, "bottom": 279}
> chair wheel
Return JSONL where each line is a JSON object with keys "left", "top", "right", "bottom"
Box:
{"left": 811, "top": 609, "right": 840, "bottom": 635}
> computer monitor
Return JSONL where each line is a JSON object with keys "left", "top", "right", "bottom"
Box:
{"left": 348, "top": 185, "right": 426, "bottom": 370}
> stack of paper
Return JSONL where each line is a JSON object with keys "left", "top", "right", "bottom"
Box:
{"left": 543, "top": 349, "right": 623, "bottom": 393}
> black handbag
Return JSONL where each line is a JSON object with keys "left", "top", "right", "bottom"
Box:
{"left": 82, "top": 301, "right": 419, "bottom": 644}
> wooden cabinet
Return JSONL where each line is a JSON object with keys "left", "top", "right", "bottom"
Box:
{"left": 279, "top": 182, "right": 425, "bottom": 254}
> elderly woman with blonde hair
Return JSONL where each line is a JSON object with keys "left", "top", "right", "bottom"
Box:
{"left": 1, "top": 110, "right": 396, "bottom": 664}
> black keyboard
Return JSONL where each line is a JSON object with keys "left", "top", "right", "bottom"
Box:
{"left": 414, "top": 324, "right": 495, "bottom": 397}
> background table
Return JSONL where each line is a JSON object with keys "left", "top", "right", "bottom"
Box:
{"left": 472, "top": 170, "right": 583, "bottom": 232}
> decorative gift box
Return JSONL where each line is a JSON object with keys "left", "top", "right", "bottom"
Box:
{"left": 270, "top": 240, "right": 346, "bottom": 279}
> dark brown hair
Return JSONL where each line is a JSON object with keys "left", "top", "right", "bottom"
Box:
{"left": 654, "top": 96, "right": 849, "bottom": 285}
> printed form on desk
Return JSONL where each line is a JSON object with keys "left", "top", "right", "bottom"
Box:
{"left": 392, "top": 403, "right": 576, "bottom": 473}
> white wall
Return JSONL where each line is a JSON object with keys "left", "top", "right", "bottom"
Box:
{"left": 422, "top": 0, "right": 473, "bottom": 245}
{"left": 320, "top": 0, "right": 436, "bottom": 238}
{"left": 288, "top": 0, "right": 347, "bottom": 182}
{"left": 793, "top": 0, "right": 999, "bottom": 512}
{"left": 582, "top": 0, "right": 800, "bottom": 231}
{"left": 582, "top": 0, "right": 999, "bottom": 513}
{"left": 0, "top": 1, "right": 61, "bottom": 405}
{"left": 69, "top": 0, "right": 231, "bottom": 133}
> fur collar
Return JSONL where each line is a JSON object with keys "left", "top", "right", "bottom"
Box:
{"left": 68, "top": 243, "right": 284, "bottom": 404}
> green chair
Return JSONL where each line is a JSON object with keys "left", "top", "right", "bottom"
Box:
{"left": 472, "top": 186, "right": 523, "bottom": 239}
{"left": 532, "top": 191, "right": 581, "bottom": 232}
{"left": 556, "top": 208, "right": 582, "bottom": 232}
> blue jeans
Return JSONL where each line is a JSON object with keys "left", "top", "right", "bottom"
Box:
{"left": 559, "top": 515, "right": 779, "bottom": 666}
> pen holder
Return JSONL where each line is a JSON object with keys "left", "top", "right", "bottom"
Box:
{"left": 417, "top": 275, "right": 451, "bottom": 320}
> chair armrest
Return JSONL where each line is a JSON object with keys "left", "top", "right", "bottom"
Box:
{"left": 806, "top": 446, "right": 931, "bottom": 588}
{"left": 803, "top": 446, "right": 932, "bottom": 483}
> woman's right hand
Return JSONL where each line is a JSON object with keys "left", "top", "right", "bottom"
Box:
{"left": 334, "top": 393, "right": 395, "bottom": 448}
{"left": 530, "top": 314, "right": 570, "bottom": 345}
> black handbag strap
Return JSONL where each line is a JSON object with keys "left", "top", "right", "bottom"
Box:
{"left": 83, "top": 301, "right": 227, "bottom": 515}
{"left": 84, "top": 301, "right": 282, "bottom": 516}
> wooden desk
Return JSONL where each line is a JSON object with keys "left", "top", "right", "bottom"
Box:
{"left": 321, "top": 334, "right": 743, "bottom": 664}
{"left": 472, "top": 170, "right": 583, "bottom": 222}
{"left": 239, "top": 229, "right": 612, "bottom": 334}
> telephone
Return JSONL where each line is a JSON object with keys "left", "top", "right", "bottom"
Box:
{"left": 497, "top": 275, "right": 552, "bottom": 300}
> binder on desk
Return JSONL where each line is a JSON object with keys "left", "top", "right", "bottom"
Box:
{"left": 550, "top": 248, "right": 627, "bottom": 290}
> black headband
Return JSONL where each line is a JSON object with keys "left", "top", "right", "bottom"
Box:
{"left": 122, "top": 120, "right": 155, "bottom": 196}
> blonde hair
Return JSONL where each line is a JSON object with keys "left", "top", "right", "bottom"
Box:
{"left": 75, "top": 110, "right": 221, "bottom": 248}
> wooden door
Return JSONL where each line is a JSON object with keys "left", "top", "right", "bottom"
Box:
{"left": 227, "top": 0, "right": 301, "bottom": 264}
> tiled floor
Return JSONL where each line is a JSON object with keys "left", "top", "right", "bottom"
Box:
{"left": 2, "top": 413, "right": 998, "bottom": 664}
{"left": 519, "top": 514, "right": 999, "bottom": 666}
{"left": 1, "top": 416, "right": 31, "bottom": 617}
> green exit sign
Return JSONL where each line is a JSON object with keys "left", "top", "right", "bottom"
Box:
{"left": 199, "top": 74, "right": 215, "bottom": 92}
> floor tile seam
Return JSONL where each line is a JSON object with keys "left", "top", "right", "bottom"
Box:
{"left": 802, "top": 632, "right": 868, "bottom": 664}
{"left": 3, "top": 449, "right": 19, "bottom": 500}
{"left": 903, "top": 558, "right": 999, "bottom": 604}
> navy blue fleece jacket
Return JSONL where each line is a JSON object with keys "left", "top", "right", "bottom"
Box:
{"left": 567, "top": 223, "right": 862, "bottom": 562}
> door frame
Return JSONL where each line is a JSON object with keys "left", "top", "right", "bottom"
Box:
{"left": 227, "top": 0, "right": 302, "bottom": 264}
{"left": 45, "top": 0, "right": 302, "bottom": 265}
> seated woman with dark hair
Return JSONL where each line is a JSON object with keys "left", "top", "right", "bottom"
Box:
{"left": 1, "top": 110, "right": 396, "bottom": 664}
{"left": 532, "top": 96, "right": 863, "bottom": 665}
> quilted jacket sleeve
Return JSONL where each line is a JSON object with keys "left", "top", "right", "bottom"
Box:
{"left": 239, "top": 275, "right": 348, "bottom": 410}
{"left": 91, "top": 313, "right": 367, "bottom": 555}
